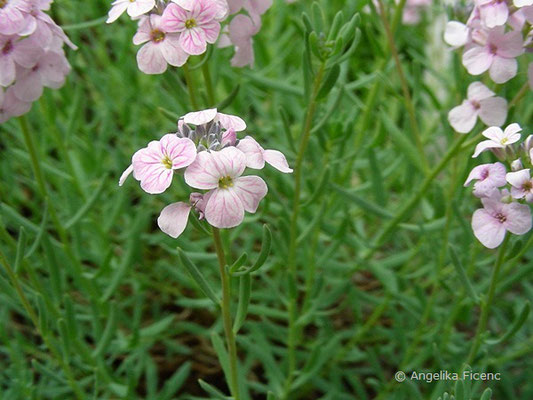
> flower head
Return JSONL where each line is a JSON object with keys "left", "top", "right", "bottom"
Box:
{"left": 472, "top": 195, "right": 531, "bottom": 248}
{"left": 160, "top": 0, "right": 220, "bottom": 55}
{"left": 134, "top": 14, "right": 189, "bottom": 74}
{"left": 462, "top": 27, "right": 524, "bottom": 84}
{"left": 184, "top": 146, "right": 267, "bottom": 228}
{"left": 448, "top": 82, "right": 507, "bottom": 134}
{"left": 506, "top": 169, "right": 533, "bottom": 202}
{"left": 122, "top": 134, "right": 197, "bottom": 194}
{"left": 472, "top": 123, "right": 522, "bottom": 158}
{"left": 464, "top": 162, "right": 507, "bottom": 198}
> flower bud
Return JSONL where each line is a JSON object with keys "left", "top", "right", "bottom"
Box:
{"left": 511, "top": 158, "right": 523, "bottom": 171}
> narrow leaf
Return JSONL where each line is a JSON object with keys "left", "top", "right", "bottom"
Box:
{"left": 178, "top": 248, "right": 220, "bottom": 306}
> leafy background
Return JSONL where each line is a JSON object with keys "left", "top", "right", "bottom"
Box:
{"left": 0, "top": 0, "right": 532, "bottom": 399}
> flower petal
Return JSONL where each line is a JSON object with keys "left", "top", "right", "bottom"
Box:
{"left": 472, "top": 208, "right": 506, "bottom": 249}
{"left": 179, "top": 28, "right": 207, "bottom": 55}
{"left": 217, "top": 112, "right": 247, "bottom": 131}
{"left": 119, "top": 165, "right": 133, "bottom": 186}
{"left": 205, "top": 188, "right": 245, "bottom": 228}
{"left": 444, "top": 21, "right": 469, "bottom": 47}
{"left": 160, "top": 135, "right": 197, "bottom": 169}
{"left": 211, "top": 146, "right": 246, "bottom": 178}
{"left": 489, "top": 56, "right": 517, "bottom": 84}
{"left": 467, "top": 81, "right": 494, "bottom": 101}
{"left": 478, "top": 96, "right": 507, "bottom": 127}
{"left": 448, "top": 101, "right": 477, "bottom": 133}
{"left": 463, "top": 46, "right": 492, "bottom": 76}
{"left": 136, "top": 43, "right": 167, "bottom": 74}
{"left": 233, "top": 175, "right": 268, "bottom": 212}
{"left": 158, "top": 202, "right": 191, "bottom": 238}
{"left": 264, "top": 149, "right": 293, "bottom": 173}
{"left": 504, "top": 202, "right": 532, "bottom": 235}
{"left": 236, "top": 136, "right": 265, "bottom": 169}
{"left": 183, "top": 108, "right": 217, "bottom": 125}
{"left": 472, "top": 140, "right": 502, "bottom": 158}
{"left": 106, "top": 1, "right": 129, "bottom": 23}
{"left": 184, "top": 151, "right": 221, "bottom": 190}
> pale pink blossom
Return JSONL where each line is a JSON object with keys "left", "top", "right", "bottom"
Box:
{"left": 184, "top": 147, "right": 268, "bottom": 228}
{"left": 172, "top": 0, "right": 229, "bottom": 21}
{"left": 125, "top": 134, "right": 197, "bottom": 194}
{"left": 464, "top": 162, "right": 507, "bottom": 198}
{"left": 237, "top": 136, "right": 293, "bottom": 173}
{"left": 106, "top": 0, "right": 155, "bottom": 24}
{"left": 472, "top": 195, "right": 531, "bottom": 248}
{"left": 160, "top": 0, "right": 220, "bottom": 56}
{"left": 0, "top": 86, "right": 31, "bottom": 123}
{"left": 473, "top": 123, "right": 522, "bottom": 158}
{"left": 0, "top": 0, "right": 31, "bottom": 35}
{"left": 134, "top": 14, "right": 189, "bottom": 74}
{"left": 228, "top": 14, "right": 257, "bottom": 67}
{"left": 0, "top": 35, "right": 43, "bottom": 87}
{"left": 448, "top": 82, "right": 507, "bottom": 134}
{"left": 22, "top": 5, "right": 77, "bottom": 50}
{"left": 13, "top": 50, "right": 70, "bottom": 102}
{"left": 506, "top": 169, "right": 533, "bottom": 202}
{"left": 462, "top": 27, "right": 524, "bottom": 84}
{"left": 183, "top": 108, "right": 247, "bottom": 131}
{"left": 475, "top": 0, "right": 509, "bottom": 28}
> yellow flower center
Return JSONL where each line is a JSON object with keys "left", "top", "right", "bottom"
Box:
{"left": 185, "top": 19, "right": 197, "bottom": 29}
{"left": 162, "top": 155, "right": 173, "bottom": 169}
{"left": 218, "top": 176, "right": 233, "bottom": 189}
{"left": 151, "top": 29, "right": 166, "bottom": 43}
{"left": 500, "top": 138, "right": 508, "bottom": 144}
{"left": 524, "top": 181, "right": 533, "bottom": 191}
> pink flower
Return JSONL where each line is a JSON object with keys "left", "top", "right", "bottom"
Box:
{"left": 473, "top": 123, "right": 522, "bottom": 158}
{"left": 0, "top": 35, "right": 43, "bottom": 87}
{"left": 172, "top": 0, "right": 229, "bottom": 21}
{"left": 106, "top": 0, "right": 155, "bottom": 24}
{"left": 237, "top": 136, "right": 293, "bottom": 173}
{"left": 472, "top": 196, "right": 531, "bottom": 248}
{"left": 12, "top": 50, "right": 70, "bottom": 102}
{"left": 184, "top": 147, "right": 268, "bottom": 228}
{"left": 0, "top": 86, "right": 31, "bottom": 123}
{"left": 182, "top": 108, "right": 247, "bottom": 131}
{"left": 228, "top": 14, "right": 257, "bottom": 67}
{"left": 123, "top": 134, "right": 197, "bottom": 194}
{"left": 506, "top": 169, "right": 533, "bottom": 202}
{"left": 160, "top": 0, "right": 220, "bottom": 56}
{"left": 0, "top": 0, "right": 31, "bottom": 35}
{"left": 464, "top": 162, "right": 507, "bottom": 198}
{"left": 475, "top": 0, "right": 509, "bottom": 28}
{"left": 462, "top": 27, "right": 524, "bottom": 84}
{"left": 134, "top": 14, "right": 189, "bottom": 74}
{"left": 448, "top": 82, "right": 507, "bottom": 134}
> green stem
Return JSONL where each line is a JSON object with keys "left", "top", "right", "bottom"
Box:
{"left": 465, "top": 235, "right": 509, "bottom": 366}
{"left": 508, "top": 81, "right": 529, "bottom": 109}
{"left": 183, "top": 63, "right": 199, "bottom": 109}
{"left": 0, "top": 250, "right": 85, "bottom": 400}
{"left": 202, "top": 62, "right": 216, "bottom": 107}
{"left": 212, "top": 227, "right": 240, "bottom": 400}
{"left": 285, "top": 62, "right": 326, "bottom": 396}
{"left": 376, "top": 0, "right": 429, "bottom": 177}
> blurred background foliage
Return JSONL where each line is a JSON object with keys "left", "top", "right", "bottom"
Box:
{"left": 0, "top": 0, "right": 532, "bottom": 399}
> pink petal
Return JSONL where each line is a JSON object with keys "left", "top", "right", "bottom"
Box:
{"left": 444, "top": 21, "right": 469, "bottom": 47}
{"left": 221, "top": 128, "right": 237, "bottom": 147}
{"left": 217, "top": 112, "right": 247, "bottom": 131}
{"left": 480, "top": 2, "right": 508, "bottom": 28}
{"left": 183, "top": 108, "right": 218, "bottom": 125}
{"left": 161, "top": 3, "right": 188, "bottom": 32}
{"left": 126, "top": 0, "right": 156, "bottom": 18}
{"left": 231, "top": 42, "right": 254, "bottom": 67}
{"left": 489, "top": 56, "right": 517, "bottom": 84}
{"left": 171, "top": 0, "right": 195, "bottom": 10}
{"left": 233, "top": 175, "right": 267, "bottom": 212}
{"left": 236, "top": 136, "right": 265, "bottom": 169}
{"left": 482, "top": 126, "right": 504, "bottom": 141}
{"left": 106, "top": 1, "right": 129, "bottom": 23}
{"left": 160, "top": 135, "right": 197, "bottom": 169}
{"left": 204, "top": 188, "right": 245, "bottom": 228}
{"left": 227, "top": 0, "right": 245, "bottom": 14}
{"left": 13, "top": 71, "right": 43, "bottom": 102}
{"left": 161, "top": 35, "right": 189, "bottom": 67}
{"left": 472, "top": 140, "right": 502, "bottom": 158}
{"left": 202, "top": 21, "right": 221, "bottom": 44}
{"left": 467, "top": 81, "right": 494, "bottom": 101}
{"left": 494, "top": 31, "right": 524, "bottom": 58}
{"left": 448, "top": 101, "right": 478, "bottom": 134}
{"left": 506, "top": 169, "right": 530, "bottom": 194}
{"left": 211, "top": 146, "right": 246, "bottom": 177}
{"left": 472, "top": 208, "right": 506, "bottom": 249}
{"left": 515, "top": 0, "right": 533, "bottom": 6}
{"left": 463, "top": 46, "right": 492, "bottom": 76}
{"left": 504, "top": 202, "right": 532, "bottom": 235}
{"left": 179, "top": 28, "right": 207, "bottom": 55}
{"left": 137, "top": 43, "right": 167, "bottom": 74}
{"left": 184, "top": 151, "right": 221, "bottom": 190}
{"left": 119, "top": 165, "right": 134, "bottom": 186}
{"left": 193, "top": 0, "right": 218, "bottom": 24}
{"left": 158, "top": 202, "right": 192, "bottom": 238}
{"left": 264, "top": 149, "right": 293, "bottom": 173}
{"left": 478, "top": 97, "right": 507, "bottom": 127}
{"left": 0, "top": 56, "right": 16, "bottom": 87}
{"left": 504, "top": 123, "right": 522, "bottom": 138}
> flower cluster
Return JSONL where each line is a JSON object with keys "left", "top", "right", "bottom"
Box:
{"left": 119, "top": 108, "right": 292, "bottom": 237}
{"left": 0, "top": 0, "right": 75, "bottom": 123}
{"left": 106, "top": 0, "right": 272, "bottom": 74}
{"left": 465, "top": 123, "right": 532, "bottom": 248}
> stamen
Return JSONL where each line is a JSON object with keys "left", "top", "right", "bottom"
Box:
{"left": 218, "top": 176, "right": 233, "bottom": 189}
{"left": 151, "top": 29, "right": 166, "bottom": 43}
{"left": 185, "top": 19, "right": 197, "bottom": 29}
{"left": 1, "top": 40, "right": 13, "bottom": 55}
{"left": 162, "top": 155, "right": 173, "bottom": 169}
